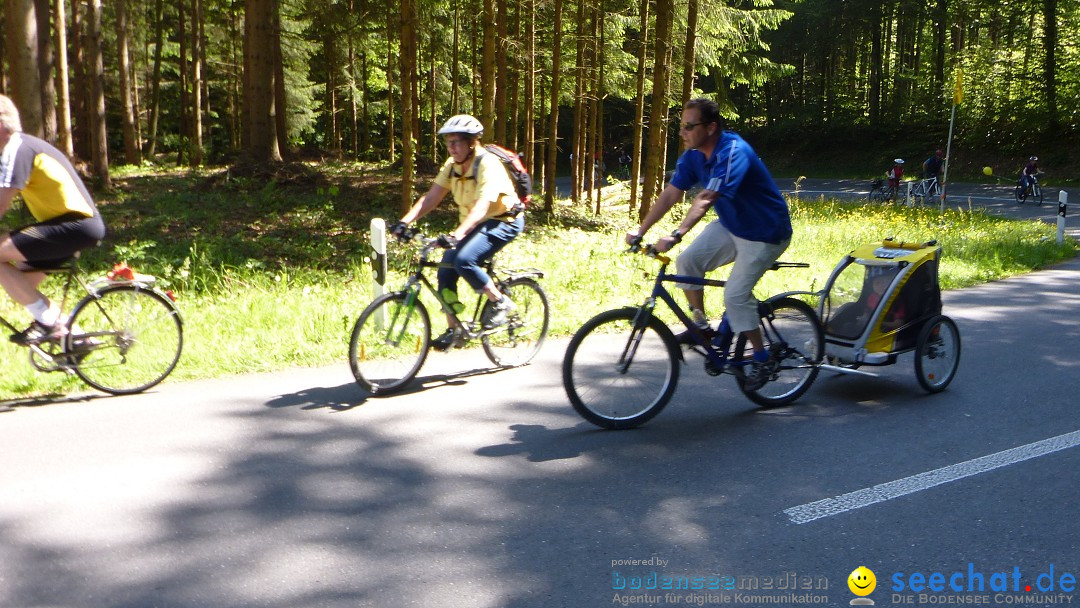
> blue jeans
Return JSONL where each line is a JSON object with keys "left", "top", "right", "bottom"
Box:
{"left": 438, "top": 216, "right": 524, "bottom": 294}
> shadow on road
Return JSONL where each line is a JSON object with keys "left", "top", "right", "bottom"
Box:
{"left": 264, "top": 365, "right": 516, "bottom": 411}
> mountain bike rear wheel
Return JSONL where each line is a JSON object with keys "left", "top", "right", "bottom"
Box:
{"left": 563, "top": 307, "right": 680, "bottom": 429}
{"left": 481, "top": 277, "right": 549, "bottom": 367}
{"left": 349, "top": 292, "right": 431, "bottom": 394}
{"left": 68, "top": 284, "right": 183, "bottom": 394}
{"left": 733, "top": 297, "right": 823, "bottom": 408}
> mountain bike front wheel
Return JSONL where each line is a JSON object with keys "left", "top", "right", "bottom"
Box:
{"left": 349, "top": 292, "right": 431, "bottom": 394}
{"left": 481, "top": 277, "right": 550, "bottom": 367}
{"left": 733, "top": 297, "right": 823, "bottom": 408}
{"left": 562, "top": 307, "right": 680, "bottom": 430}
{"left": 67, "top": 284, "right": 184, "bottom": 395}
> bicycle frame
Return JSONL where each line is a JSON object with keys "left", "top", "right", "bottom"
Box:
{"left": 628, "top": 251, "right": 811, "bottom": 372}
{"left": 392, "top": 238, "right": 535, "bottom": 344}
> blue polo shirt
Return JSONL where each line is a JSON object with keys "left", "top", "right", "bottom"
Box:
{"left": 669, "top": 132, "right": 791, "bottom": 244}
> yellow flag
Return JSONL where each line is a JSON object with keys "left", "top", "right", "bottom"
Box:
{"left": 953, "top": 68, "right": 963, "bottom": 105}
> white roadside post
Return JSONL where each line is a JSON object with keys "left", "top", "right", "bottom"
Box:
{"left": 371, "top": 218, "right": 387, "bottom": 328}
{"left": 906, "top": 181, "right": 914, "bottom": 207}
{"left": 1058, "top": 191, "right": 1068, "bottom": 245}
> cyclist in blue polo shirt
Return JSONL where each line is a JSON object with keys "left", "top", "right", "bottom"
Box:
{"left": 627, "top": 97, "right": 792, "bottom": 391}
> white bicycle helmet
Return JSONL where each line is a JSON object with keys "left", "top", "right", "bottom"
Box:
{"left": 438, "top": 114, "right": 484, "bottom": 136}
{"left": 1029, "top": 155, "right": 1038, "bottom": 161}
{"left": 894, "top": 158, "right": 905, "bottom": 164}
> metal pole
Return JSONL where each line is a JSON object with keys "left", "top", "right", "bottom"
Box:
{"left": 942, "top": 103, "right": 957, "bottom": 212}
{"left": 1058, "top": 191, "right": 1068, "bottom": 245}
{"left": 371, "top": 218, "right": 387, "bottom": 328}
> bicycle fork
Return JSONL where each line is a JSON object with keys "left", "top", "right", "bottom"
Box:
{"left": 616, "top": 303, "right": 656, "bottom": 374}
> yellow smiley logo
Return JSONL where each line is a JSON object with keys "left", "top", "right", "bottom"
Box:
{"left": 848, "top": 566, "right": 877, "bottom": 596}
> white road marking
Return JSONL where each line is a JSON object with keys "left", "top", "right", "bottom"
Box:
{"left": 784, "top": 429, "right": 1080, "bottom": 524}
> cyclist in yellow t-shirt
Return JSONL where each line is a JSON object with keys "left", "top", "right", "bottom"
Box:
{"left": 0, "top": 94, "right": 106, "bottom": 345}
{"left": 391, "top": 115, "right": 524, "bottom": 351}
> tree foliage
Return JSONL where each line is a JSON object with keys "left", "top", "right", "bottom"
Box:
{"left": 0, "top": 0, "right": 1075, "bottom": 201}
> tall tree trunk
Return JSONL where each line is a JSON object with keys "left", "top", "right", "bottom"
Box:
{"left": 399, "top": 0, "right": 417, "bottom": 214}
{"left": 190, "top": 0, "right": 203, "bottom": 164}
{"left": 594, "top": 2, "right": 605, "bottom": 210}
{"left": 640, "top": 0, "right": 673, "bottom": 222}
{"left": 933, "top": 0, "right": 948, "bottom": 100}
{"left": 177, "top": 0, "right": 188, "bottom": 165}
{"left": 70, "top": 0, "right": 89, "bottom": 158}
{"left": 524, "top": 0, "right": 535, "bottom": 183}
{"left": 494, "top": 0, "right": 508, "bottom": 142}
{"left": 869, "top": 2, "right": 883, "bottom": 125}
{"left": 1042, "top": 0, "right": 1057, "bottom": 128}
{"left": 347, "top": 1, "right": 358, "bottom": 155}
{"left": 34, "top": 0, "right": 56, "bottom": 142}
{"left": 54, "top": 0, "right": 73, "bottom": 156}
{"left": 678, "top": 0, "right": 699, "bottom": 136}
{"left": 116, "top": 0, "right": 141, "bottom": 164}
{"left": 243, "top": 0, "right": 280, "bottom": 163}
{"left": 508, "top": 2, "right": 521, "bottom": 151}
{"left": 146, "top": 0, "right": 164, "bottom": 156}
{"left": 385, "top": 0, "right": 395, "bottom": 163}
{"left": 480, "top": 0, "right": 495, "bottom": 130}
{"left": 86, "top": 0, "right": 109, "bottom": 187}
{"left": 570, "top": 0, "right": 585, "bottom": 204}
{"left": 543, "top": 0, "right": 563, "bottom": 214}
{"left": 270, "top": 5, "right": 287, "bottom": 156}
{"left": 451, "top": 4, "right": 460, "bottom": 112}
{"left": 630, "top": 0, "right": 649, "bottom": 218}
{"left": 361, "top": 50, "right": 369, "bottom": 154}
{"left": 5, "top": 0, "right": 44, "bottom": 136}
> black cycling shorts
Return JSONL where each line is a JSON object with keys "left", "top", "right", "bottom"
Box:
{"left": 10, "top": 212, "right": 106, "bottom": 269}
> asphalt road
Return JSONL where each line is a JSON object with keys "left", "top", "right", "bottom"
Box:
{"left": 2, "top": 255, "right": 1079, "bottom": 607}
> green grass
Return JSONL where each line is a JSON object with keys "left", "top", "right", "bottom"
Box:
{"left": 0, "top": 165, "right": 1074, "bottom": 399}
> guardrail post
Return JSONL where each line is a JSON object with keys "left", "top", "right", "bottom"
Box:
{"left": 371, "top": 218, "right": 387, "bottom": 328}
{"left": 1058, "top": 191, "right": 1068, "bottom": 245}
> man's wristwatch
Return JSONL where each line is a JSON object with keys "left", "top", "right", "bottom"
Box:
{"left": 670, "top": 229, "right": 684, "bottom": 243}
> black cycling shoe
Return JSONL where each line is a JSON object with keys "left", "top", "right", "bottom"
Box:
{"left": 10, "top": 321, "right": 67, "bottom": 346}
{"left": 431, "top": 328, "right": 459, "bottom": 352}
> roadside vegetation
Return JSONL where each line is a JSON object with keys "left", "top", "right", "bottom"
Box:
{"left": 1, "top": 164, "right": 1074, "bottom": 399}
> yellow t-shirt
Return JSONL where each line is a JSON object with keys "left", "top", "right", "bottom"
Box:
{"left": 433, "top": 149, "right": 520, "bottom": 224}
{"left": 0, "top": 132, "right": 96, "bottom": 221}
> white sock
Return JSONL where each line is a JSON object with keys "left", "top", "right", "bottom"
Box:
{"left": 26, "top": 299, "right": 61, "bottom": 326}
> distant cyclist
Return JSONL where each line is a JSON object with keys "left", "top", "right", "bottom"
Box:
{"left": 0, "top": 94, "right": 106, "bottom": 345}
{"left": 887, "top": 159, "right": 905, "bottom": 189}
{"left": 1021, "top": 155, "right": 1040, "bottom": 191}
{"left": 922, "top": 148, "right": 945, "bottom": 181}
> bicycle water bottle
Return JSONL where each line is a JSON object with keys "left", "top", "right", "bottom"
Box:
{"left": 440, "top": 288, "right": 466, "bottom": 314}
{"left": 711, "top": 314, "right": 734, "bottom": 354}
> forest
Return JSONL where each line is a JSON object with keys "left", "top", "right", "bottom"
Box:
{"left": 2, "top": 0, "right": 1077, "bottom": 218}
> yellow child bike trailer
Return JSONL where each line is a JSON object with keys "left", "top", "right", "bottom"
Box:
{"left": 817, "top": 238, "right": 960, "bottom": 392}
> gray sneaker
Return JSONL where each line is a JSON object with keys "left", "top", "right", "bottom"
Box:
{"left": 742, "top": 356, "right": 777, "bottom": 392}
{"left": 484, "top": 296, "right": 517, "bottom": 329}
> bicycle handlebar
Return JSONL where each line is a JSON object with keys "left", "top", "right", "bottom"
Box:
{"left": 626, "top": 242, "right": 672, "bottom": 265}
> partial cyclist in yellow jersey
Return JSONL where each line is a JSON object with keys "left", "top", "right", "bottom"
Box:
{"left": 390, "top": 114, "right": 524, "bottom": 351}
{"left": 0, "top": 94, "right": 106, "bottom": 345}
